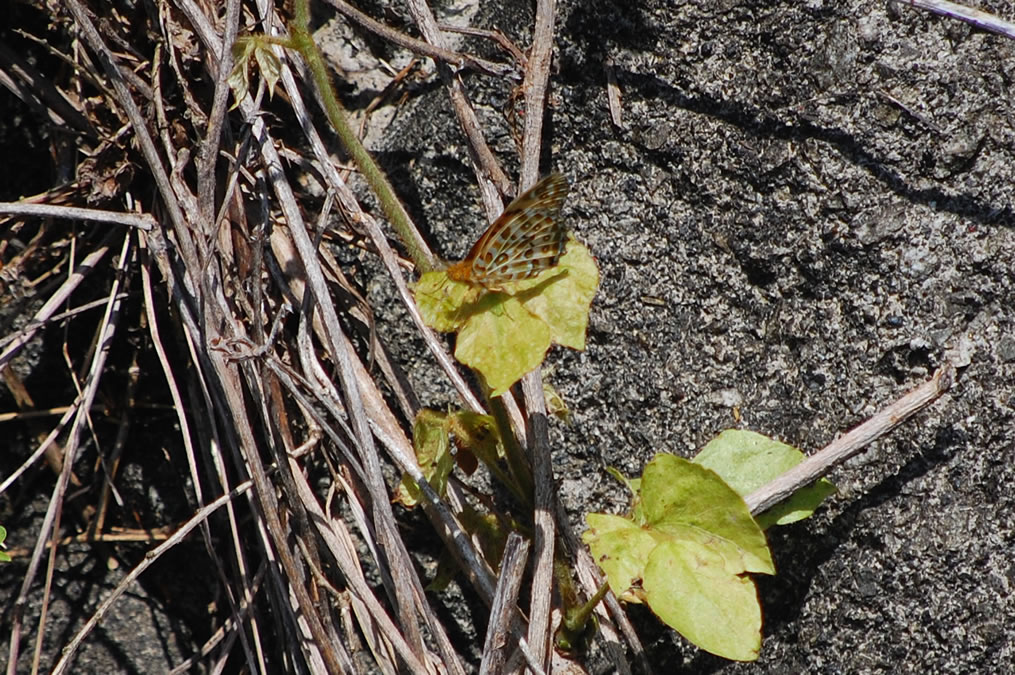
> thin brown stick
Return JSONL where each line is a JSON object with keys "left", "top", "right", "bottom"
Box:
{"left": 49, "top": 480, "right": 256, "bottom": 675}
{"left": 167, "top": 563, "right": 268, "bottom": 674}
{"left": 196, "top": 0, "right": 242, "bottom": 225}
{"left": 24, "top": 233, "right": 132, "bottom": 675}
{"left": 0, "top": 202, "right": 155, "bottom": 229}
{"left": 901, "top": 0, "right": 1015, "bottom": 40}
{"left": 239, "top": 51, "right": 439, "bottom": 663}
{"left": 62, "top": 0, "right": 193, "bottom": 265}
{"left": 436, "top": 23, "right": 529, "bottom": 68}
{"left": 604, "top": 56, "right": 623, "bottom": 128}
{"left": 0, "top": 241, "right": 113, "bottom": 373}
{"left": 322, "top": 0, "right": 516, "bottom": 79}
{"left": 0, "top": 40, "right": 93, "bottom": 133}
{"left": 517, "top": 0, "right": 560, "bottom": 668}
{"left": 0, "top": 404, "right": 104, "bottom": 424}
{"left": 287, "top": 455, "right": 435, "bottom": 673}
{"left": 0, "top": 295, "right": 124, "bottom": 356}
{"left": 480, "top": 533, "right": 530, "bottom": 675}
{"left": 140, "top": 229, "right": 267, "bottom": 672}
{"left": 746, "top": 361, "right": 957, "bottom": 515}
{"left": 404, "top": 0, "right": 512, "bottom": 209}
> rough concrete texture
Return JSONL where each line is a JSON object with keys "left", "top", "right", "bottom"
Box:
{"left": 349, "top": 0, "right": 1015, "bottom": 670}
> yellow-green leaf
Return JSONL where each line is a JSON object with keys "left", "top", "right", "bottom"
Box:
{"left": 414, "top": 239, "right": 597, "bottom": 396}
{"left": 644, "top": 539, "right": 762, "bottom": 661}
{"left": 252, "top": 42, "right": 282, "bottom": 99}
{"left": 227, "top": 37, "right": 256, "bottom": 106}
{"left": 585, "top": 454, "right": 775, "bottom": 661}
{"left": 447, "top": 410, "right": 500, "bottom": 469}
{"left": 456, "top": 295, "right": 551, "bottom": 396}
{"left": 583, "top": 513, "right": 654, "bottom": 603}
{"left": 543, "top": 378, "right": 571, "bottom": 425}
{"left": 642, "top": 455, "right": 773, "bottom": 574}
{"left": 518, "top": 240, "right": 598, "bottom": 350}
{"left": 396, "top": 409, "right": 453, "bottom": 508}
{"left": 414, "top": 271, "right": 475, "bottom": 333}
{"left": 694, "top": 429, "right": 836, "bottom": 529}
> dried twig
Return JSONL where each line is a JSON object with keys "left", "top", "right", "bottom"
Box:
{"left": 516, "top": 0, "right": 561, "bottom": 667}
{"left": 604, "top": 56, "right": 623, "bottom": 128}
{"left": 0, "top": 202, "right": 153, "bottom": 229}
{"left": 242, "top": 10, "right": 439, "bottom": 665}
{"left": 404, "top": 0, "right": 512, "bottom": 208}
{"left": 901, "top": 0, "right": 1015, "bottom": 40}
{"left": 746, "top": 362, "right": 957, "bottom": 515}
{"left": 480, "top": 534, "right": 531, "bottom": 674}
{"left": 167, "top": 563, "right": 268, "bottom": 674}
{"left": 50, "top": 480, "right": 256, "bottom": 675}
{"left": 0, "top": 239, "right": 113, "bottom": 372}
{"left": 62, "top": 0, "right": 191, "bottom": 259}
{"left": 0, "top": 40, "right": 93, "bottom": 133}
{"left": 323, "top": 0, "right": 517, "bottom": 79}
{"left": 23, "top": 233, "right": 131, "bottom": 673}
{"left": 437, "top": 23, "right": 529, "bottom": 68}
{"left": 140, "top": 231, "right": 267, "bottom": 672}
{"left": 195, "top": 0, "right": 241, "bottom": 226}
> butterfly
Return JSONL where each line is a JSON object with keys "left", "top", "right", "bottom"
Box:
{"left": 445, "top": 173, "right": 570, "bottom": 291}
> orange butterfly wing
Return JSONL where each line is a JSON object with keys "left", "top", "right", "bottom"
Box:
{"left": 446, "top": 173, "right": 570, "bottom": 289}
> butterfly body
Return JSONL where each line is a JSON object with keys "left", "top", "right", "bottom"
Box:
{"left": 446, "top": 173, "right": 570, "bottom": 291}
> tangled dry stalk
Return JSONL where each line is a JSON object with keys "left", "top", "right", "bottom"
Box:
{"left": 0, "top": 0, "right": 640, "bottom": 672}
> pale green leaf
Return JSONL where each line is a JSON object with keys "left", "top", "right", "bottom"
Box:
{"left": 519, "top": 240, "right": 598, "bottom": 349}
{"left": 455, "top": 295, "right": 551, "bottom": 396}
{"left": 253, "top": 42, "right": 282, "bottom": 99}
{"left": 694, "top": 429, "right": 836, "bottom": 528}
{"left": 642, "top": 454, "right": 773, "bottom": 574}
{"left": 643, "top": 539, "right": 762, "bottom": 661}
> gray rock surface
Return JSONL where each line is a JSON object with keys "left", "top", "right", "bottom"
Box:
{"left": 355, "top": 0, "right": 1015, "bottom": 670}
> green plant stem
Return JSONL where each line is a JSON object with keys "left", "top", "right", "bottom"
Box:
{"left": 554, "top": 565, "right": 609, "bottom": 652}
{"left": 288, "top": 0, "right": 435, "bottom": 272}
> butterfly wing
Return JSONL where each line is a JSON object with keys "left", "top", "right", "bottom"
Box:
{"left": 464, "top": 173, "right": 570, "bottom": 286}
